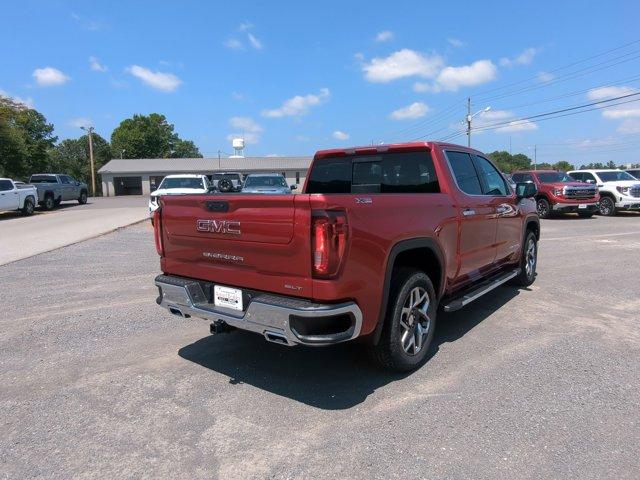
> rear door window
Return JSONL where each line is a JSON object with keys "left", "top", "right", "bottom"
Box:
{"left": 307, "top": 151, "right": 440, "bottom": 194}
{"left": 446, "top": 151, "right": 483, "bottom": 195}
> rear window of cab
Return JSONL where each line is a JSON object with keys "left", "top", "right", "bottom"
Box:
{"left": 306, "top": 151, "right": 440, "bottom": 194}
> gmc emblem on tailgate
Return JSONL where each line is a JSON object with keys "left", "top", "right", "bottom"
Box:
{"left": 196, "top": 219, "right": 241, "bottom": 235}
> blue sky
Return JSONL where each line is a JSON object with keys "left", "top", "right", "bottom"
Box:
{"left": 1, "top": 0, "right": 639, "bottom": 165}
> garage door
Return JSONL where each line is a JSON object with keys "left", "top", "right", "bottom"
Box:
{"left": 113, "top": 177, "right": 142, "bottom": 196}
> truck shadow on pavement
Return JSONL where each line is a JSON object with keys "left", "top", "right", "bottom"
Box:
{"left": 178, "top": 286, "right": 521, "bottom": 410}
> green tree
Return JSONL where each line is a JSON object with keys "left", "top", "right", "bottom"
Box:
{"left": 48, "top": 133, "right": 112, "bottom": 193}
{"left": 487, "top": 151, "right": 532, "bottom": 173}
{"left": 171, "top": 138, "right": 202, "bottom": 158}
{"left": 0, "top": 96, "right": 57, "bottom": 178}
{"left": 552, "top": 161, "right": 575, "bottom": 171}
{"left": 110, "top": 113, "right": 202, "bottom": 159}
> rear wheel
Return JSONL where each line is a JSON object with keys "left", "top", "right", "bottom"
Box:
{"left": 513, "top": 230, "right": 537, "bottom": 286}
{"left": 42, "top": 195, "right": 54, "bottom": 210}
{"left": 536, "top": 197, "right": 551, "bottom": 219}
{"left": 598, "top": 196, "right": 616, "bottom": 216}
{"left": 54, "top": 197, "right": 61, "bottom": 207}
{"left": 21, "top": 198, "right": 35, "bottom": 216}
{"left": 78, "top": 191, "right": 88, "bottom": 204}
{"left": 369, "top": 269, "right": 437, "bottom": 372}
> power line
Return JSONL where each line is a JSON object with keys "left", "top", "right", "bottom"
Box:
{"left": 472, "top": 39, "right": 640, "bottom": 100}
{"left": 470, "top": 93, "right": 640, "bottom": 133}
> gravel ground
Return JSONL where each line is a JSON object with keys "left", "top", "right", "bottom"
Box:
{"left": 1, "top": 215, "right": 639, "bottom": 479}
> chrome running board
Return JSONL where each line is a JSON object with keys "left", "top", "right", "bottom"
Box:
{"left": 442, "top": 268, "right": 520, "bottom": 313}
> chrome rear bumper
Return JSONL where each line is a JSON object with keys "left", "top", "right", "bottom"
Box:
{"left": 155, "top": 274, "right": 362, "bottom": 346}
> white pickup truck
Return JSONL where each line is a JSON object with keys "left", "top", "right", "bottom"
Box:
{"left": 0, "top": 178, "right": 38, "bottom": 216}
{"left": 568, "top": 169, "right": 640, "bottom": 216}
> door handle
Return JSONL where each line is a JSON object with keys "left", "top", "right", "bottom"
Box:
{"left": 462, "top": 208, "right": 476, "bottom": 216}
{"left": 496, "top": 205, "right": 510, "bottom": 214}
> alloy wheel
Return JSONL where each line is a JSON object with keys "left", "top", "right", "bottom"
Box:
{"left": 524, "top": 238, "right": 537, "bottom": 279}
{"left": 599, "top": 198, "right": 613, "bottom": 216}
{"left": 399, "top": 286, "right": 431, "bottom": 356}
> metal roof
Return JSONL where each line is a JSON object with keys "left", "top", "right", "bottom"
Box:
{"left": 98, "top": 156, "right": 313, "bottom": 174}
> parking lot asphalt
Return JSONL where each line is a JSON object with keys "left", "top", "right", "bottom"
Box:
{"left": 1, "top": 214, "right": 639, "bottom": 479}
{"left": 0, "top": 196, "right": 148, "bottom": 266}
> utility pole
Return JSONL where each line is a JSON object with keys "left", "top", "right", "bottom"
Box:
{"left": 466, "top": 97, "right": 471, "bottom": 147}
{"left": 534, "top": 145, "right": 537, "bottom": 170}
{"left": 509, "top": 136, "right": 512, "bottom": 155}
{"left": 81, "top": 126, "right": 96, "bottom": 197}
{"left": 465, "top": 99, "right": 490, "bottom": 148}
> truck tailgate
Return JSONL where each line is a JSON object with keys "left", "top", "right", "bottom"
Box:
{"left": 159, "top": 194, "right": 314, "bottom": 298}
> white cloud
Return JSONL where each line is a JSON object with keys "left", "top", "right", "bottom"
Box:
{"left": 481, "top": 110, "right": 513, "bottom": 121}
{"left": 412, "top": 81, "right": 439, "bottom": 93}
{"left": 32, "top": 67, "right": 69, "bottom": 86}
{"left": 69, "top": 117, "right": 92, "bottom": 128}
{"left": 587, "top": 86, "right": 640, "bottom": 119}
{"left": 495, "top": 120, "right": 538, "bottom": 132}
{"left": 390, "top": 102, "right": 429, "bottom": 120}
{"left": 239, "top": 22, "right": 253, "bottom": 32}
{"left": 587, "top": 85, "right": 636, "bottom": 100}
{"left": 224, "top": 38, "right": 244, "bottom": 50}
{"left": 231, "top": 91, "right": 245, "bottom": 100}
{"left": 126, "top": 65, "right": 181, "bottom": 92}
{"left": 227, "top": 116, "right": 263, "bottom": 144}
{"left": 262, "top": 88, "right": 330, "bottom": 118}
{"left": 618, "top": 119, "right": 640, "bottom": 134}
{"left": 332, "top": 130, "right": 350, "bottom": 140}
{"left": 447, "top": 38, "right": 464, "bottom": 48}
{"left": 89, "top": 56, "right": 107, "bottom": 72}
{"left": 537, "top": 71, "right": 554, "bottom": 83}
{"left": 500, "top": 47, "right": 539, "bottom": 67}
{"left": 247, "top": 33, "right": 263, "bottom": 50}
{"left": 0, "top": 89, "right": 34, "bottom": 108}
{"left": 362, "top": 49, "right": 444, "bottom": 83}
{"left": 474, "top": 109, "right": 538, "bottom": 134}
{"left": 435, "top": 60, "right": 497, "bottom": 91}
{"left": 71, "top": 12, "right": 104, "bottom": 31}
{"left": 375, "top": 30, "right": 394, "bottom": 42}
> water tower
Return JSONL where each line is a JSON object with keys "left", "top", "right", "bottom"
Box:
{"left": 230, "top": 137, "right": 245, "bottom": 158}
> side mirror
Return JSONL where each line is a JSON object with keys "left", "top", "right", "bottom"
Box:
{"left": 516, "top": 182, "right": 537, "bottom": 200}
{"left": 207, "top": 185, "right": 217, "bottom": 193}
{"left": 585, "top": 179, "right": 596, "bottom": 184}
{"left": 76, "top": 181, "right": 81, "bottom": 186}
{"left": 290, "top": 185, "right": 297, "bottom": 190}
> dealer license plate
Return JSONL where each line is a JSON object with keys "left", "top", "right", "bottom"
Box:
{"left": 214, "top": 285, "right": 243, "bottom": 311}
{"left": 578, "top": 204, "right": 588, "bottom": 209}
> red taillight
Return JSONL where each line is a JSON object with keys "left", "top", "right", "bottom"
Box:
{"left": 153, "top": 208, "right": 163, "bottom": 256}
{"left": 311, "top": 210, "right": 348, "bottom": 278}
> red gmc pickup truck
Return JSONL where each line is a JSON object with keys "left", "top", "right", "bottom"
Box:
{"left": 511, "top": 169, "right": 599, "bottom": 218}
{"left": 153, "top": 142, "right": 540, "bottom": 371}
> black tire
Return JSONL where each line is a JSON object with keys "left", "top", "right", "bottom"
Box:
{"left": 513, "top": 230, "right": 538, "bottom": 287}
{"left": 578, "top": 211, "right": 594, "bottom": 218}
{"left": 42, "top": 195, "right": 55, "bottom": 210}
{"left": 78, "top": 191, "right": 88, "bottom": 204}
{"left": 598, "top": 196, "right": 616, "bottom": 216}
{"left": 21, "top": 197, "right": 35, "bottom": 216}
{"left": 369, "top": 269, "right": 438, "bottom": 372}
{"left": 218, "top": 178, "right": 233, "bottom": 193}
{"left": 536, "top": 197, "right": 551, "bottom": 219}
{"left": 54, "top": 197, "right": 62, "bottom": 207}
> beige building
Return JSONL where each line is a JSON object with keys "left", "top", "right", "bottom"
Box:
{"left": 98, "top": 156, "right": 313, "bottom": 196}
